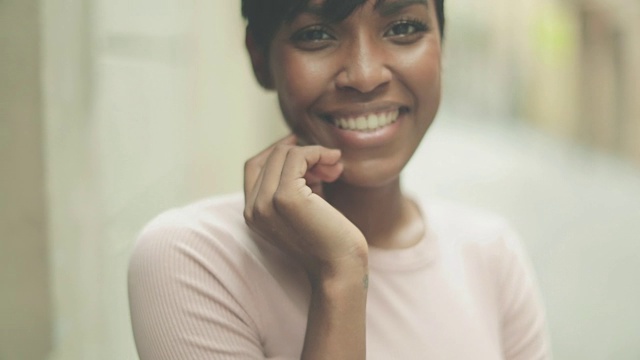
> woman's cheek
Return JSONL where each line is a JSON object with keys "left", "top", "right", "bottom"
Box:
{"left": 280, "top": 55, "right": 332, "bottom": 123}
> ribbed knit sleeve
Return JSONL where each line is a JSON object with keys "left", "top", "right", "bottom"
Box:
{"left": 128, "top": 211, "right": 265, "bottom": 360}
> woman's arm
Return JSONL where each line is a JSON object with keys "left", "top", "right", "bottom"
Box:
{"left": 302, "top": 256, "right": 368, "bottom": 360}
{"left": 243, "top": 135, "right": 369, "bottom": 360}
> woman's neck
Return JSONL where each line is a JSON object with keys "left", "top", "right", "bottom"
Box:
{"left": 323, "top": 178, "right": 424, "bottom": 249}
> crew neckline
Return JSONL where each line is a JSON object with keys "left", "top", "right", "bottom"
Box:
{"left": 367, "top": 196, "right": 439, "bottom": 272}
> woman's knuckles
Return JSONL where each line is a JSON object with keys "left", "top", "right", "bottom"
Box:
{"left": 251, "top": 200, "right": 275, "bottom": 221}
{"left": 273, "top": 188, "right": 308, "bottom": 216}
{"left": 244, "top": 158, "right": 255, "bottom": 171}
{"left": 274, "top": 144, "right": 294, "bottom": 155}
{"left": 243, "top": 208, "right": 253, "bottom": 224}
{"left": 244, "top": 153, "right": 267, "bottom": 170}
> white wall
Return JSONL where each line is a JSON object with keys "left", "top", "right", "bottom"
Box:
{"left": 41, "top": 0, "right": 283, "bottom": 358}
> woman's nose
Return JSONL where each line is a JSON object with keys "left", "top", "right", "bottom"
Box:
{"left": 335, "top": 37, "right": 392, "bottom": 94}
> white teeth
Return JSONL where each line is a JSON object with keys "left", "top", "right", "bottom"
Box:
{"left": 367, "top": 114, "right": 379, "bottom": 129}
{"left": 379, "top": 113, "right": 389, "bottom": 127}
{"left": 356, "top": 116, "right": 367, "bottom": 130}
{"left": 333, "top": 110, "right": 401, "bottom": 131}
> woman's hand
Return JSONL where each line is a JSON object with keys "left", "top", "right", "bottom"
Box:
{"left": 244, "top": 134, "right": 368, "bottom": 359}
{"left": 243, "top": 134, "right": 368, "bottom": 281}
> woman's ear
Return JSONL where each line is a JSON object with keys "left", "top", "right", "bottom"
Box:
{"left": 245, "top": 29, "right": 274, "bottom": 90}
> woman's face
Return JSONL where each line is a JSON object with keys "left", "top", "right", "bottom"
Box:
{"left": 267, "top": 0, "right": 442, "bottom": 187}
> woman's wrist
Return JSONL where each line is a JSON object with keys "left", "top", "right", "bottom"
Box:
{"left": 309, "top": 250, "right": 369, "bottom": 294}
{"left": 303, "top": 251, "right": 368, "bottom": 360}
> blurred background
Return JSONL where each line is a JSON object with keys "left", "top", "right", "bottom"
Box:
{"left": 1, "top": 0, "right": 639, "bottom": 359}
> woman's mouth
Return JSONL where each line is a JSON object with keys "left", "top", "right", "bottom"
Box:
{"left": 322, "top": 108, "right": 403, "bottom": 132}
{"left": 315, "top": 106, "right": 409, "bottom": 148}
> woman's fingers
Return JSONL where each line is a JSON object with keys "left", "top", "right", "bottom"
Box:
{"left": 242, "top": 141, "right": 362, "bottom": 271}
{"left": 277, "top": 146, "right": 342, "bottom": 201}
{"left": 307, "top": 162, "right": 344, "bottom": 183}
{"left": 280, "top": 146, "right": 342, "bottom": 185}
{"left": 251, "top": 144, "right": 295, "bottom": 213}
{"left": 244, "top": 139, "right": 343, "bottom": 237}
{"left": 244, "top": 134, "right": 296, "bottom": 204}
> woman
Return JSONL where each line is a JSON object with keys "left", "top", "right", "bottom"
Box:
{"left": 128, "top": 0, "right": 551, "bottom": 359}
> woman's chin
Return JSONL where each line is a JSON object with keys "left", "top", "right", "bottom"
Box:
{"left": 334, "top": 161, "right": 404, "bottom": 189}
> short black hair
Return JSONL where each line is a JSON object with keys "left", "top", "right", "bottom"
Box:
{"left": 242, "top": 0, "right": 445, "bottom": 50}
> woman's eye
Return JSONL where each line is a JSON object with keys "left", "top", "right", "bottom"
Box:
{"left": 292, "top": 28, "right": 332, "bottom": 42}
{"left": 386, "top": 21, "right": 428, "bottom": 38}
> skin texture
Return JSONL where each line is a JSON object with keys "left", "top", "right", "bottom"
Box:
{"left": 244, "top": 0, "right": 442, "bottom": 358}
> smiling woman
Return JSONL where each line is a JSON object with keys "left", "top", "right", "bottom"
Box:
{"left": 127, "top": 0, "right": 551, "bottom": 359}
{"left": 265, "top": 0, "right": 442, "bottom": 188}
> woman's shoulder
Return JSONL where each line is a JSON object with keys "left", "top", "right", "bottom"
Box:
{"left": 129, "top": 192, "right": 297, "bottom": 280}
{"left": 415, "top": 195, "right": 532, "bottom": 275}
{"left": 129, "top": 193, "right": 263, "bottom": 273}
{"left": 419, "top": 196, "right": 519, "bottom": 247}
{"left": 127, "top": 193, "right": 284, "bottom": 358}
{"left": 418, "top": 198, "right": 550, "bottom": 357}
{"left": 140, "top": 192, "right": 246, "bottom": 235}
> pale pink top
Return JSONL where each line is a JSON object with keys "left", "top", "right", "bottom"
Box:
{"left": 128, "top": 193, "right": 551, "bottom": 359}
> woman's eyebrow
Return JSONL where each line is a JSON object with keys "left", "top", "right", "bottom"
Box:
{"left": 375, "top": 0, "right": 429, "bottom": 17}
